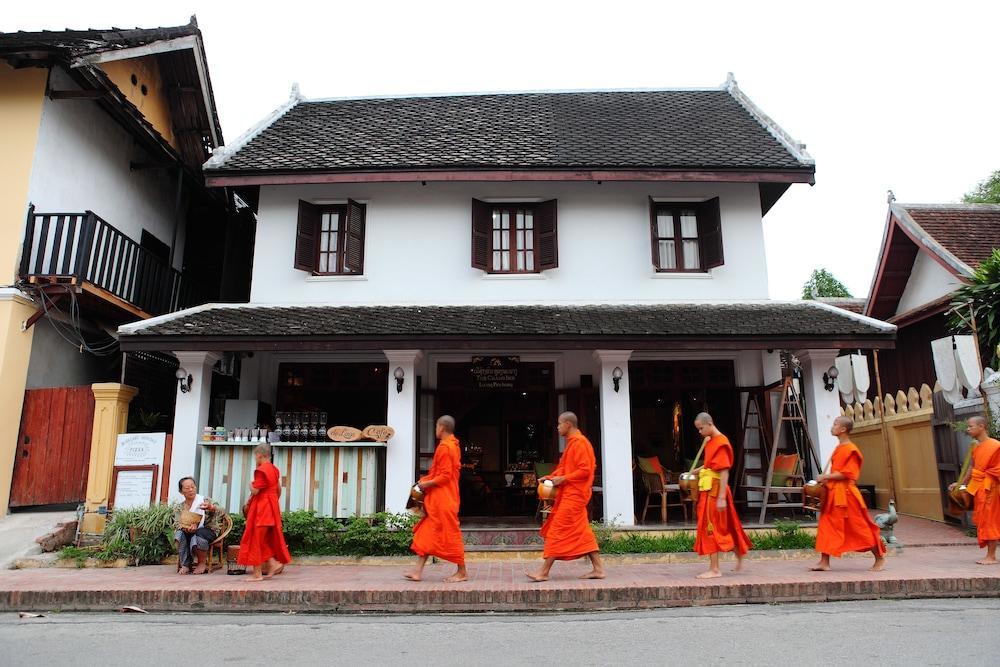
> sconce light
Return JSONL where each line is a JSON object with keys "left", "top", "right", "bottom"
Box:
{"left": 822, "top": 365, "right": 839, "bottom": 392}
{"left": 612, "top": 366, "right": 624, "bottom": 393}
{"left": 393, "top": 366, "right": 405, "bottom": 393}
{"left": 175, "top": 367, "right": 192, "bottom": 393}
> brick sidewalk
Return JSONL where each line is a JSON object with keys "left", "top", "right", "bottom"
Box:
{"left": 1, "top": 545, "right": 997, "bottom": 613}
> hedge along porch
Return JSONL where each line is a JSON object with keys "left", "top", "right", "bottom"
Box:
{"left": 117, "top": 301, "right": 896, "bottom": 526}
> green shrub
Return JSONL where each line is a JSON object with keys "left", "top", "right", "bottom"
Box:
{"left": 748, "top": 528, "right": 814, "bottom": 550}
{"left": 336, "top": 512, "right": 418, "bottom": 556}
{"left": 600, "top": 532, "right": 696, "bottom": 554}
{"left": 102, "top": 504, "right": 175, "bottom": 565}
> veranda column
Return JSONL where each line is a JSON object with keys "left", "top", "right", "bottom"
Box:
{"left": 594, "top": 350, "right": 635, "bottom": 526}
{"left": 81, "top": 383, "right": 138, "bottom": 533}
{"left": 383, "top": 350, "right": 421, "bottom": 513}
{"left": 170, "top": 351, "right": 220, "bottom": 503}
{"left": 796, "top": 349, "right": 841, "bottom": 466}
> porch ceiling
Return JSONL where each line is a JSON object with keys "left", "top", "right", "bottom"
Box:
{"left": 118, "top": 302, "right": 896, "bottom": 352}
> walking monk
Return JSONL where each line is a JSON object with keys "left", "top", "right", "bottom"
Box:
{"left": 953, "top": 415, "right": 1000, "bottom": 565}
{"left": 811, "top": 416, "right": 886, "bottom": 572}
{"left": 405, "top": 415, "right": 467, "bottom": 582}
{"left": 238, "top": 443, "right": 291, "bottom": 581}
{"left": 692, "top": 412, "right": 751, "bottom": 578}
{"left": 527, "top": 412, "right": 605, "bottom": 581}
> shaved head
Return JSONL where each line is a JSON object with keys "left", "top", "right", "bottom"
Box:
{"left": 968, "top": 416, "right": 987, "bottom": 428}
{"left": 694, "top": 412, "right": 714, "bottom": 425}
{"left": 834, "top": 416, "right": 854, "bottom": 433}
{"left": 436, "top": 415, "right": 455, "bottom": 433}
{"left": 559, "top": 411, "right": 578, "bottom": 427}
{"left": 253, "top": 443, "right": 271, "bottom": 459}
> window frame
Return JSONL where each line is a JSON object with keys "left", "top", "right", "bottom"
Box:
{"left": 650, "top": 202, "right": 707, "bottom": 273}
{"left": 313, "top": 204, "right": 351, "bottom": 276}
{"left": 487, "top": 204, "right": 540, "bottom": 274}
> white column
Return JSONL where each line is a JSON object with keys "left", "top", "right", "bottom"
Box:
{"left": 383, "top": 350, "right": 422, "bottom": 514}
{"left": 796, "top": 349, "right": 841, "bottom": 466}
{"left": 594, "top": 350, "right": 635, "bottom": 526}
{"left": 170, "top": 351, "right": 220, "bottom": 503}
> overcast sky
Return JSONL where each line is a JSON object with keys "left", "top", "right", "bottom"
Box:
{"left": 5, "top": 1, "right": 997, "bottom": 300}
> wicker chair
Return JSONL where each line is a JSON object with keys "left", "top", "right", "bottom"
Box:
{"left": 206, "top": 513, "right": 234, "bottom": 573}
{"left": 637, "top": 456, "right": 687, "bottom": 524}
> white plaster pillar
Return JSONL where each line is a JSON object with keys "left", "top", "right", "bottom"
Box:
{"left": 796, "top": 349, "right": 841, "bottom": 466}
{"left": 238, "top": 352, "right": 261, "bottom": 400}
{"left": 383, "top": 350, "right": 422, "bottom": 513}
{"left": 594, "top": 350, "right": 635, "bottom": 526}
{"left": 170, "top": 351, "right": 220, "bottom": 503}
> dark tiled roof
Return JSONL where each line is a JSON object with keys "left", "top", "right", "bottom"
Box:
{"left": 0, "top": 21, "right": 199, "bottom": 58}
{"left": 901, "top": 205, "right": 1000, "bottom": 270}
{"left": 123, "top": 302, "right": 891, "bottom": 342}
{"left": 815, "top": 298, "right": 866, "bottom": 314}
{"left": 210, "top": 90, "right": 812, "bottom": 174}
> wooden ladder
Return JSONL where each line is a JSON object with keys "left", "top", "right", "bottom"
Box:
{"left": 734, "top": 390, "right": 767, "bottom": 508}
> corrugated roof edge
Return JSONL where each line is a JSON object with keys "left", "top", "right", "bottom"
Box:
{"left": 203, "top": 82, "right": 303, "bottom": 170}
{"left": 724, "top": 73, "right": 814, "bottom": 167}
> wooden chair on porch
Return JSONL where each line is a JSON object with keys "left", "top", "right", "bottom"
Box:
{"left": 636, "top": 456, "right": 687, "bottom": 524}
{"left": 206, "top": 513, "right": 234, "bottom": 573}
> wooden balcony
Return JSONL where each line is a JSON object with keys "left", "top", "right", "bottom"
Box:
{"left": 19, "top": 207, "right": 206, "bottom": 321}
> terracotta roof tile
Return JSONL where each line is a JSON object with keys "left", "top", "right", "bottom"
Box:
{"left": 901, "top": 205, "right": 1000, "bottom": 270}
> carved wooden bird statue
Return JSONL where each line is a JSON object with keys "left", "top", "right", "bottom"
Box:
{"left": 874, "top": 499, "right": 899, "bottom": 545}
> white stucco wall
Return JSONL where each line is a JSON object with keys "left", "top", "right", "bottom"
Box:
{"left": 25, "top": 67, "right": 184, "bottom": 270}
{"left": 249, "top": 181, "right": 769, "bottom": 305}
{"left": 895, "top": 251, "right": 964, "bottom": 316}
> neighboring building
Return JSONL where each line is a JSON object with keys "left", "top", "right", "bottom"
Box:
{"left": 120, "top": 76, "right": 895, "bottom": 525}
{"left": 0, "top": 19, "right": 250, "bottom": 514}
{"left": 865, "top": 202, "right": 1000, "bottom": 391}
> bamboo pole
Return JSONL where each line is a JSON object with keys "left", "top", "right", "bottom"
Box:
{"left": 872, "top": 350, "right": 898, "bottom": 505}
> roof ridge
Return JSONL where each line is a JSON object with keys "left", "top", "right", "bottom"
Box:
{"left": 723, "top": 73, "right": 814, "bottom": 167}
{"left": 300, "top": 85, "right": 729, "bottom": 104}
{"left": 204, "top": 84, "right": 302, "bottom": 170}
{"left": 897, "top": 202, "right": 1000, "bottom": 210}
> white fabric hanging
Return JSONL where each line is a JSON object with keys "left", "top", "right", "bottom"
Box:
{"left": 954, "top": 335, "right": 982, "bottom": 397}
{"left": 851, "top": 353, "right": 870, "bottom": 404}
{"left": 835, "top": 355, "right": 855, "bottom": 405}
{"left": 932, "top": 336, "right": 958, "bottom": 393}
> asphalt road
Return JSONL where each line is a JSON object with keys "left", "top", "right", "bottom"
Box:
{"left": 2, "top": 598, "right": 997, "bottom": 666}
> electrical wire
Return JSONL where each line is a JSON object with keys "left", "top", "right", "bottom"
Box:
{"left": 19, "top": 283, "right": 120, "bottom": 356}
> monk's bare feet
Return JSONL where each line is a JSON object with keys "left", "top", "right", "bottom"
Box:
{"left": 526, "top": 571, "right": 549, "bottom": 582}
{"left": 696, "top": 570, "right": 722, "bottom": 579}
{"left": 732, "top": 557, "right": 745, "bottom": 573}
{"left": 403, "top": 571, "right": 422, "bottom": 581}
{"left": 976, "top": 557, "right": 999, "bottom": 565}
{"left": 262, "top": 563, "right": 284, "bottom": 579}
{"left": 579, "top": 570, "right": 605, "bottom": 579}
{"left": 247, "top": 573, "right": 264, "bottom": 582}
{"left": 443, "top": 573, "right": 468, "bottom": 583}
{"left": 870, "top": 557, "right": 887, "bottom": 571}
{"left": 810, "top": 561, "right": 831, "bottom": 571}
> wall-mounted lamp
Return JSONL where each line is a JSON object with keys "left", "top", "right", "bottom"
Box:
{"left": 175, "top": 367, "right": 193, "bottom": 393}
{"left": 393, "top": 366, "right": 405, "bottom": 393}
{"left": 822, "top": 365, "right": 839, "bottom": 392}
{"left": 612, "top": 366, "right": 624, "bottom": 393}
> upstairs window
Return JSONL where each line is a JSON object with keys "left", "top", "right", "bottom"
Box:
{"left": 472, "top": 200, "right": 558, "bottom": 274}
{"left": 649, "top": 198, "right": 723, "bottom": 272}
{"left": 294, "top": 200, "right": 366, "bottom": 275}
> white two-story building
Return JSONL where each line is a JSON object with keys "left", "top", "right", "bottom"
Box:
{"left": 119, "top": 76, "right": 895, "bottom": 527}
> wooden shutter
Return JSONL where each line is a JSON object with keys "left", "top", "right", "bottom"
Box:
{"left": 343, "top": 199, "right": 366, "bottom": 273}
{"left": 471, "top": 199, "right": 491, "bottom": 271}
{"left": 649, "top": 197, "right": 661, "bottom": 269}
{"left": 295, "top": 200, "right": 321, "bottom": 272}
{"left": 698, "top": 197, "right": 724, "bottom": 270}
{"left": 536, "top": 199, "right": 558, "bottom": 270}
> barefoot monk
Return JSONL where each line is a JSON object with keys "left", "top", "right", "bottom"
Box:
{"left": 955, "top": 415, "right": 1000, "bottom": 565}
{"left": 238, "top": 443, "right": 291, "bottom": 581}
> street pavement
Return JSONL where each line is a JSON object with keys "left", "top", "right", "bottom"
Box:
{"left": 1, "top": 598, "right": 997, "bottom": 666}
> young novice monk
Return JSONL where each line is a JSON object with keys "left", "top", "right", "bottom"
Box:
{"left": 811, "top": 416, "right": 886, "bottom": 572}
{"left": 692, "top": 413, "right": 751, "bottom": 579}
{"left": 953, "top": 415, "right": 1000, "bottom": 565}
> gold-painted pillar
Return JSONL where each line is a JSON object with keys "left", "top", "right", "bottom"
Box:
{"left": 0, "top": 291, "right": 37, "bottom": 517}
{"left": 82, "top": 383, "right": 138, "bottom": 533}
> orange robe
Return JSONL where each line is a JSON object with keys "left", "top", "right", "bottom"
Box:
{"left": 968, "top": 438, "right": 1000, "bottom": 548}
{"left": 815, "top": 442, "right": 885, "bottom": 557}
{"left": 238, "top": 461, "right": 291, "bottom": 566}
{"left": 694, "top": 434, "right": 752, "bottom": 556}
{"left": 411, "top": 434, "right": 465, "bottom": 566}
{"left": 541, "top": 431, "right": 599, "bottom": 560}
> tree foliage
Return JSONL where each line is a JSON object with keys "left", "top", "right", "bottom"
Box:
{"left": 802, "top": 268, "right": 853, "bottom": 299}
{"left": 962, "top": 169, "right": 1000, "bottom": 204}
{"left": 949, "top": 248, "right": 1000, "bottom": 369}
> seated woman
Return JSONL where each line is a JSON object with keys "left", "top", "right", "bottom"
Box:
{"left": 173, "top": 477, "right": 226, "bottom": 575}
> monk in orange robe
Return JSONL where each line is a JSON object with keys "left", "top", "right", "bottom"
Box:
{"left": 811, "top": 416, "right": 886, "bottom": 571}
{"left": 527, "top": 411, "right": 605, "bottom": 581}
{"left": 953, "top": 415, "right": 1000, "bottom": 565}
{"left": 405, "top": 415, "right": 467, "bottom": 582}
{"left": 238, "top": 443, "right": 291, "bottom": 581}
{"left": 692, "top": 412, "right": 751, "bottom": 578}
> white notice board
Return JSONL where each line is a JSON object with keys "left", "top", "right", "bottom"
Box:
{"left": 110, "top": 465, "right": 158, "bottom": 510}
{"left": 115, "top": 433, "right": 166, "bottom": 501}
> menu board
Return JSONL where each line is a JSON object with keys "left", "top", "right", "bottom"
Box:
{"left": 110, "top": 465, "right": 158, "bottom": 510}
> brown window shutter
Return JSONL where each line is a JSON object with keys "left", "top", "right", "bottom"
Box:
{"left": 295, "top": 200, "right": 321, "bottom": 272}
{"left": 343, "top": 199, "right": 366, "bottom": 273}
{"left": 536, "top": 199, "right": 558, "bottom": 270}
{"left": 698, "top": 197, "right": 724, "bottom": 269}
{"left": 471, "top": 199, "right": 491, "bottom": 271}
{"left": 649, "top": 197, "right": 661, "bottom": 269}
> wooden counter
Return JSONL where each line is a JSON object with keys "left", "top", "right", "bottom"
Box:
{"left": 198, "top": 441, "right": 384, "bottom": 518}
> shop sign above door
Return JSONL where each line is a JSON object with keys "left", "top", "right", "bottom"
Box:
{"left": 470, "top": 356, "right": 519, "bottom": 390}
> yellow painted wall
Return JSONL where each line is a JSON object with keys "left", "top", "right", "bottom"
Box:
{"left": 99, "top": 57, "right": 177, "bottom": 149}
{"left": 0, "top": 296, "right": 37, "bottom": 516}
{"left": 0, "top": 63, "right": 47, "bottom": 285}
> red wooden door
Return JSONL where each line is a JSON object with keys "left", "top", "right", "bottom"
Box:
{"left": 9, "top": 386, "right": 95, "bottom": 508}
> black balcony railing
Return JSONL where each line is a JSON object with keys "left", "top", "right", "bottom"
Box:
{"left": 19, "top": 207, "right": 205, "bottom": 317}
